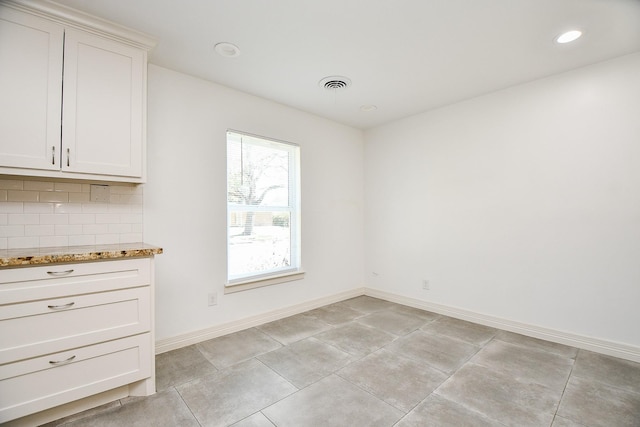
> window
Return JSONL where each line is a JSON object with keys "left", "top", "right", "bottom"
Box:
{"left": 226, "top": 131, "right": 301, "bottom": 289}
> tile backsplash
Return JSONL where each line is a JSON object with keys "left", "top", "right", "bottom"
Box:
{"left": 0, "top": 177, "right": 143, "bottom": 249}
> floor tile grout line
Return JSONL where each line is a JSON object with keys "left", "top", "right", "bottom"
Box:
{"left": 260, "top": 409, "right": 278, "bottom": 427}
{"left": 328, "top": 311, "right": 473, "bottom": 421}
{"left": 332, "top": 371, "right": 409, "bottom": 421}
{"left": 549, "top": 352, "right": 577, "bottom": 427}
{"left": 339, "top": 359, "right": 453, "bottom": 417}
{"left": 491, "top": 332, "right": 580, "bottom": 359}
{"left": 45, "top": 297, "right": 640, "bottom": 426}
{"left": 432, "top": 392, "right": 511, "bottom": 427}
{"left": 419, "top": 321, "right": 497, "bottom": 348}
{"left": 252, "top": 357, "right": 300, "bottom": 393}
{"left": 415, "top": 331, "right": 568, "bottom": 426}
{"left": 254, "top": 305, "right": 429, "bottom": 425}
{"left": 399, "top": 334, "right": 501, "bottom": 424}
{"left": 256, "top": 313, "right": 338, "bottom": 346}
{"left": 568, "top": 350, "right": 640, "bottom": 397}
{"left": 457, "top": 334, "right": 573, "bottom": 426}
{"left": 172, "top": 385, "right": 204, "bottom": 427}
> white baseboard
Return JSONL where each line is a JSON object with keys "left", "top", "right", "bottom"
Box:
{"left": 155, "top": 286, "right": 640, "bottom": 364}
{"left": 364, "top": 288, "right": 640, "bottom": 363}
{"left": 155, "top": 287, "right": 365, "bottom": 354}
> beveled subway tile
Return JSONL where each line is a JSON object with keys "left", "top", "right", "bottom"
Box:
{"left": 470, "top": 339, "right": 574, "bottom": 391}
{"left": 23, "top": 180, "right": 54, "bottom": 192}
{"left": 338, "top": 349, "right": 447, "bottom": 412}
{"left": 336, "top": 295, "right": 396, "bottom": 313}
{"left": 54, "top": 182, "right": 82, "bottom": 193}
{"left": 571, "top": 349, "right": 640, "bottom": 394}
{"left": 0, "top": 202, "right": 23, "bottom": 213}
{"left": 256, "top": 313, "right": 331, "bottom": 345}
{"left": 257, "top": 337, "right": 354, "bottom": 388}
{"left": 356, "top": 310, "right": 428, "bottom": 336}
{"left": 62, "top": 389, "right": 199, "bottom": 427}
{"left": 386, "top": 330, "right": 479, "bottom": 374}
{"left": 495, "top": 330, "right": 579, "bottom": 358}
{"left": 557, "top": 375, "right": 640, "bottom": 427}
{"left": 436, "top": 363, "right": 558, "bottom": 427}
{"left": 177, "top": 359, "right": 296, "bottom": 427}
{"left": 0, "top": 179, "right": 23, "bottom": 190}
{"left": 303, "top": 303, "right": 366, "bottom": 325}
{"left": 155, "top": 345, "right": 218, "bottom": 391}
{"left": 7, "top": 190, "right": 39, "bottom": 202}
{"left": 421, "top": 316, "right": 496, "bottom": 346}
{"left": 395, "top": 394, "right": 503, "bottom": 427}
{"left": 24, "top": 202, "right": 54, "bottom": 214}
{"left": 8, "top": 236, "right": 39, "bottom": 248}
{"left": 8, "top": 213, "right": 39, "bottom": 225}
{"left": 262, "top": 374, "right": 403, "bottom": 427}
{"left": 196, "top": 328, "right": 282, "bottom": 369}
{"left": 40, "top": 191, "right": 69, "bottom": 203}
{"left": 314, "top": 322, "right": 396, "bottom": 357}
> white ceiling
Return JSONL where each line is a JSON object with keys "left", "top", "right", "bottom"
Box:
{"left": 53, "top": 0, "right": 640, "bottom": 129}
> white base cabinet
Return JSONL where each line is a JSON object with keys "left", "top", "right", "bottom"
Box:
{"left": 0, "top": 258, "right": 156, "bottom": 424}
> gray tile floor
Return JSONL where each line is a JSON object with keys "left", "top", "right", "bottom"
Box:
{"left": 46, "top": 296, "right": 640, "bottom": 427}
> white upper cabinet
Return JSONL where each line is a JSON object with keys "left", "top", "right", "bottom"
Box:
{"left": 0, "top": 7, "right": 63, "bottom": 171}
{"left": 62, "top": 29, "right": 145, "bottom": 177}
{"left": 0, "top": 1, "right": 155, "bottom": 183}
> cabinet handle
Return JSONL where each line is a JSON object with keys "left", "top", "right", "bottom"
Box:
{"left": 66, "top": 148, "right": 70, "bottom": 167}
{"left": 46, "top": 269, "right": 74, "bottom": 276}
{"left": 52, "top": 146, "right": 56, "bottom": 165}
{"left": 49, "top": 355, "right": 76, "bottom": 365}
{"left": 47, "top": 302, "right": 75, "bottom": 310}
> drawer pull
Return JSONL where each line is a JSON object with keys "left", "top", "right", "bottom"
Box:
{"left": 49, "top": 355, "right": 76, "bottom": 365}
{"left": 47, "top": 302, "right": 75, "bottom": 310}
{"left": 46, "top": 269, "right": 74, "bottom": 276}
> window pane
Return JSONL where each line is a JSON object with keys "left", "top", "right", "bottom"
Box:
{"left": 226, "top": 130, "right": 300, "bottom": 284}
{"left": 227, "top": 138, "right": 290, "bottom": 207}
{"left": 228, "top": 210, "right": 291, "bottom": 278}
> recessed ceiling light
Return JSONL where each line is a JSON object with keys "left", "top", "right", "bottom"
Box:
{"left": 214, "top": 42, "right": 241, "bottom": 58}
{"left": 555, "top": 30, "right": 582, "bottom": 44}
{"left": 360, "top": 105, "right": 378, "bottom": 112}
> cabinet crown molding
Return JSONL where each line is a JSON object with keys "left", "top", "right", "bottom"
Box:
{"left": 3, "top": 0, "right": 156, "bottom": 50}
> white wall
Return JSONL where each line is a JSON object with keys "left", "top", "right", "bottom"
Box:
{"left": 364, "top": 53, "right": 640, "bottom": 347}
{"left": 145, "top": 65, "right": 365, "bottom": 341}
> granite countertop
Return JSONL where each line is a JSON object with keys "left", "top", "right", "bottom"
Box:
{"left": 0, "top": 242, "right": 163, "bottom": 268}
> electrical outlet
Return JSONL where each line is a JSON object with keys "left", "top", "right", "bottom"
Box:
{"left": 90, "top": 184, "right": 110, "bottom": 202}
{"left": 208, "top": 292, "right": 218, "bottom": 306}
{"left": 422, "top": 280, "right": 430, "bottom": 290}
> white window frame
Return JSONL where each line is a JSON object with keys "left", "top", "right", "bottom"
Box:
{"left": 225, "top": 130, "right": 303, "bottom": 293}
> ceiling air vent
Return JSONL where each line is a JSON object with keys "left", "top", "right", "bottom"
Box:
{"left": 319, "top": 76, "right": 352, "bottom": 91}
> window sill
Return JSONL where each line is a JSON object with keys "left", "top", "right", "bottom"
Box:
{"left": 224, "top": 270, "right": 305, "bottom": 294}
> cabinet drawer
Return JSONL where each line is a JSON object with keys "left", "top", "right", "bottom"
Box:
{"left": 0, "top": 333, "right": 151, "bottom": 423}
{"left": 0, "top": 286, "right": 150, "bottom": 364}
{"left": 0, "top": 258, "right": 151, "bottom": 304}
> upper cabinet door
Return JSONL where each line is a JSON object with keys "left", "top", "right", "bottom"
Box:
{"left": 62, "top": 28, "right": 145, "bottom": 178}
{"left": 0, "top": 6, "right": 63, "bottom": 170}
